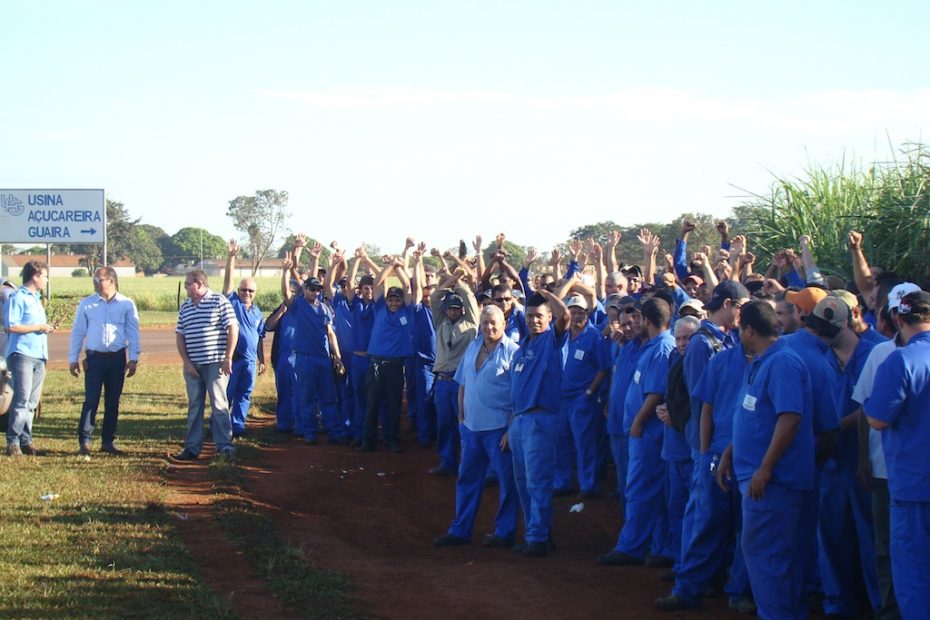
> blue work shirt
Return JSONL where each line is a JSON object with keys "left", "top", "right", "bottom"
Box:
{"left": 413, "top": 303, "right": 436, "bottom": 362}
{"left": 228, "top": 293, "right": 264, "bottom": 362}
{"left": 683, "top": 320, "right": 732, "bottom": 452}
{"left": 824, "top": 336, "right": 876, "bottom": 472}
{"left": 662, "top": 350, "right": 692, "bottom": 462}
{"left": 511, "top": 327, "right": 568, "bottom": 416}
{"left": 505, "top": 307, "right": 528, "bottom": 344}
{"left": 4, "top": 286, "right": 48, "bottom": 360}
{"left": 331, "top": 292, "right": 354, "bottom": 361}
{"left": 865, "top": 331, "right": 930, "bottom": 502}
{"left": 859, "top": 326, "right": 888, "bottom": 347}
{"left": 455, "top": 335, "right": 519, "bottom": 431}
{"left": 291, "top": 294, "right": 331, "bottom": 361}
{"left": 607, "top": 338, "right": 644, "bottom": 436}
{"left": 782, "top": 329, "right": 840, "bottom": 433}
{"left": 367, "top": 298, "right": 414, "bottom": 359}
{"left": 349, "top": 297, "right": 376, "bottom": 353}
{"left": 623, "top": 330, "right": 675, "bottom": 435}
{"left": 692, "top": 343, "right": 750, "bottom": 455}
{"left": 732, "top": 338, "right": 815, "bottom": 491}
{"left": 562, "top": 323, "right": 610, "bottom": 398}
{"left": 268, "top": 304, "right": 297, "bottom": 367}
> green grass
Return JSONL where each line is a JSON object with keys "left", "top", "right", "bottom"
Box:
{"left": 0, "top": 366, "right": 236, "bottom": 618}
{"left": 0, "top": 364, "right": 366, "bottom": 619}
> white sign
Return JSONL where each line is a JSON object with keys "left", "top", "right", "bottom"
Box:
{"left": 0, "top": 189, "right": 105, "bottom": 243}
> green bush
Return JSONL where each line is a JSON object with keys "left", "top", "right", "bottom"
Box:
{"left": 71, "top": 268, "right": 88, "bottom": 277}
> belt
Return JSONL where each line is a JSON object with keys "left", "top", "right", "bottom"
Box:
{"left": 86, "top": 348, "right": 126, "bottom": 358}
{"left": 370, "top": 356, "right": 404, "bottom": 365}
{"left": 435, "top": 372, "right": 455, "bottom": 381}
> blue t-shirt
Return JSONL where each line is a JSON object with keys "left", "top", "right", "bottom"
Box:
{"left": 331, "top": 292, "right": 354, "bottom": 360}
{"left": 865, "top": 331, "right": 930, "bottom": 502}
{"left": 623, "top": 330, "right": 675, "bottom": 435}
{"left": 367, "top": 298, "right": 414, "bottom": 359}
{"left": 413, "top": 303, "right": 436, "bottom": 362}
{"left": 349, "top": 297, "right": 376, "bottom": 353}
{"left": 859, "top": 326, "right": 888, "bottom": 347}
{"left": 4, "top": 286, "right": 48, "bottom": 360}
{"left": 511, "top": 327, "right": 568, "bottom": 416}
{"left": 662, "top": 350, "right": 692, "bottom": 462}
{"left": 270, "top": 304, "right": 297, "bottom": 366}
{"left": 607, "top": 338, "right": 644, "bottom": 436}
{"left": 732, "top": 339, "right": 815, "bottom": 491}
{"left": 561, "top": 323, "right": 611, "bottom": 398}
{"left": 227, "top": 293, "right": 264, "bottom": 362}
{"left": 455, "top": 336, "right": 519, "bottom": 431}
{"left": 682, "top": 320, "right": 732, "bottom": 452}
{"left": 782, "top": 329, "right": 840, "bottom": 433}
{"left": 291, "top": 294, "right": 332, "bottom": 362}
{"left": 692, "top": 343, "right": 750, "bottom": 455}
{"left": 823, "top": 336, "right": 876, "bottom": 473}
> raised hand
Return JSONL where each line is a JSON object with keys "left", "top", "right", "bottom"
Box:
{"left": 405, "top": 237, "right": 416, "bottom": 249}
{"left": 716, "top": 221, "right": 729, "bottom": 237}
{"left": 282, "top": 252, "right": 293, "bottom": 270}
{"left": 472, "top": 235, "right": 483, "bottom": 253}
{"left": 569, "top": 239, "right": 583, "bottom": 259}
{"left": 430, "top": 247, "right": 442, "bottom": 258}
{"left": 681, "top": 220, "right": 696, "bottom": 235}
{"left": 309, "top": 242, "right": 322, "bottom": 258}
{"left": 848, "top": 230, "right": 863, "bottom": 250}
{"left": 607, "top": 230, "right": 622, "bottom": 247}
{"left": 293, "top": 233, "right": 307, "bottom": 248}
{"left": 550, "top": 248, "right": 562, "bottom": 265}
{"left": 496, "top": 232, "right": 506, "bottom": 250}
{"left": 526, "top": 247, "right": 539, "bottom": 264}
{"left": 227, "top": 238, "right": 240, "bottom": 257}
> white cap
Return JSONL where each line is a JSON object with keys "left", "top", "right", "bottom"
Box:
{"left": 565, "top": 295, "right": 588, "bottom": 310}
{"left": 888, "top": 282, "right": 922, "bottom": 311}
{"left": 679, "top": 298, "right": 705, "bottom": 316}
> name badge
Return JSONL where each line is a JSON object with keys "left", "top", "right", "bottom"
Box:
{"left": 574, "top": 349, "right": 585, "bottom": 361}
{"left": 742, "top": 394, "right": 757, "bottom": 411}
{"left": 515, "top": 362, "right": 524, "bottom": 373}
{"left": 633, "top": 370, "right": 641, "bottom": 384}
{"left": 512, "top": 333, "right": 520, "bottom": 342}
{"left": 399, "top": 316, "right": 408, "bottom": 326}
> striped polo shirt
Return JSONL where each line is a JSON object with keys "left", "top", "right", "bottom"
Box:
{"left": 176, "top": 290, "right": 235, "bottom": 364}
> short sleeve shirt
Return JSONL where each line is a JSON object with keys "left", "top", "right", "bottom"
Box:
{"left": 511, "top": 327, "right": 568, "bottom": 416}
{"left": 176, "top": 290, "right": 235, "bottom": 364}
{"left": 561, "top": 323, "right": 611, "bottom": 398}
{"left": 455, "top": 336, "right": 519, "bottom": 431}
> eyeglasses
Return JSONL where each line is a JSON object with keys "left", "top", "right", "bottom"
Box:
{"left": 239, "top": 287, "right": 256, "bottom": 293}
{"left": 493, "top": 297, "right": 512, "bottom": 303}
{"left": 92, "top": 276, "right": 111, "bottom": 283}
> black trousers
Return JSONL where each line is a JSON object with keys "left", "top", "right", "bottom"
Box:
{"left": 363, "top": 358, "right": 404, "bottom": 447}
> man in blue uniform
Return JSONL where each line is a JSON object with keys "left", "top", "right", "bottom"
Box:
{"left": 222, "top": 240, "right": 266, "bottom": 438}
{"left": 866, "top": 290, "right": 930, "bottom": 620}
{"left": 434, "top": 305, "right": 519, "bottom": 547}
{"left": 508, "top": 289, "right": 570, "bottom": 557}
{"left": 598, "top": 297, "right": 676, "bottom": 566}
{"left": 717, "top": 300, "right": 815, "bottom": 620}
{"left": 559, "top": 295, "right": 610, "bottom": 497}
{"left": 344, "top": 246, "right": 381, "bottom": 445}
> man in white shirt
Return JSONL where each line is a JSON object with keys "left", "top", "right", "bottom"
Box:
{"left": 69, "top": 266, "right": 141, "bottom": 455}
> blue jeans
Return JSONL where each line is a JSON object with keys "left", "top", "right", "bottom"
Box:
{"left": 182, "top": 361, "right": 233, "bottom": 456}
{"left": 295, "top": 354, "right": 342, "bottom": 440}
{"left": 509, "top": 412, "right": 557, "bottom": 543}
{"left": 77, "top": 350, "right": 126, "bottom": 446}
{"left": 448, "top": 425, "right": 517, "bottom": 541}
{"left": 433, "top": 378, "right": 460, "bottom": 471}
{"left": 227, "top": 357, "right": 256, "bottom": 434}
{"left": 6, "top": 353, "right": 45, "bottom": 448}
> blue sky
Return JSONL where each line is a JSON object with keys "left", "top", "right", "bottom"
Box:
{"left": 2, "top": 0, "right": 928, "bottom": 255}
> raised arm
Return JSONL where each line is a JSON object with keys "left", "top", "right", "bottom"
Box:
{"left": 499, "top": 257, "right": 525, "bottom": 295}
{"left": 307, "top": 241, "right": 323, "bottom": 282}
{"left": 223, "top": 239, "right": 239, "bottom": 295}
{"left": 472, "top": 235, "right": 485, "bottom": 283}
{"left": 550, "top": 247, "right": 563, "bottom": 281}
{"left": 798, "top": 235, "right": 824, "bottom": 284}
{"left": 847, "top": 231, "right": 876, "bottom": 301}
{"left": 393, "top": 258, "right": 415, "bottom": 306}
{"left": 605, "top": 230, "right": 621, "bottom": 274}
{"left": 324, "top": 250, "right": 345, "bottom": 300}
{"left": 280, "top": 252, "right": 295, "bottom": 304}
{"left": 538, "top": 288, "right": 570, "bottom": 337}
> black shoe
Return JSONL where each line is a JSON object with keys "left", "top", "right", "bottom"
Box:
{"left": 388, "top": 443, "right": 402, "bottom": 454}
{"left": 20, "top": 443, "right": 41, "bottom": 456}
{"left": 597, "top": 550, "right": 643, "bottom": 566}
{"left": 173, "top": 449, "right": 199, "bottom": 461}
{"left": 553, "top": 488, "right": 574, "bottom": 497}
{"left": 655, "top": 594, "right": 701, "bottom": 612}
{"left": 434, "top": 533, "right": 469, "bottom": 547}
{"left": 428, "top": 466, "right": 453, "bottom": 477}
{"left": 660, "top": 569, "right": 676, "bottom": 582}
{"left": 357, "top": 442, "right": 375, "bottom": 452}
{"left": 484, "top": 477, "right": 499, "bottom": 487}
{"left": 523, "top": 541, "right": 548, "bottom": 557}
{"left": 645, "top": 554, "right": 674, "bottom": 568}
{"left": 728, "top": 596, "right": 757, "bottom": 615}
{"left": 100, "top": 443, "right": 124, "bottom": 456}
{"left": 328, "top": 435, "right": 351, "bottom": 445}
{"left": 347, "top": 437, "right": 360, "bottom": 447}
{"left": 79, "top": 444, "right": 92, "bottom": 456}
{"left": 578, "top": 490, "right": 599, "bottom": 500}
{"left": 482, "top": 533, "right": 515, "bottom": 548}
{"left": 304, "top": 437, "right": 318, "bottom": 445}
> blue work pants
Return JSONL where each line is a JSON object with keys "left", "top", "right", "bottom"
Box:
{"left": 509, "top": 412, "right": 557, "bottom": 543}
{"left": 227, "top": 357, "right": 256, "bottom": 434}
{"left": 609, "top": 432, "right": 628, "bottom": 517}
{"left": 615, "top": 422, "right": 665, "bottom": 559}
{"left": 565, "top": 393, "right": 601, "bottom": 493}
{"left": 414, "top": 358, "right": 436, "bottom": 446}
{"left": 295, "top": 354, "right": 342, "bottom": 441}
{"left": 665, "top": 458, "right": 693, "bottom": 566}
{"left": 889, "top": 499, "right": 930, "bottom": 620}
{"left": 433, "top": 377, "right": 460, "bottom": 471}
{"left": 273, "top": 353, "right": 298, "bottom": 432}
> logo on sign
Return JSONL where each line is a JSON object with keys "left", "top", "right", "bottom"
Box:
{"left": 1, "top": 194, "right": 24, "bottom": 216}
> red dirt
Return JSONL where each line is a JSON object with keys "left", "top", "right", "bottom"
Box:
{"left": 234, "top": 412, "right": 745, "bottom": 620}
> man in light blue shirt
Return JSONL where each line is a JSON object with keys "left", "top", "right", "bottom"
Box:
{"left": 68, "top": 266, "right": 141, "bottom": 456}
{"left": 435, "top": 305, "right": 519, "bottom": 548}
{"left": 5, "top": 260, "right": 56, "bottom": 457}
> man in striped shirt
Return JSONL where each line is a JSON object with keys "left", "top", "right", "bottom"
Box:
{"left": 174, "top": 269, "right": 238, "bottom": 460}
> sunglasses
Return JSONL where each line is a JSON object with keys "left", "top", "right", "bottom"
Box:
{"left": 494, "top": 297, "right": 513, "bottom": 303}
{"left": 239, "top": 287, "right": 256, "bottom": 293}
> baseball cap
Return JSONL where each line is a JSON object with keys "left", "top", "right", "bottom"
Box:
{"left": 683, "top": 274, "right": 704, "bottom": 286}
{"left": 678, "top": 298, "right": 705, "bottom": 317}
{"left": 810, "top": 297, "right": 850, "bottom": 330}
{"left": 784, "top": 287, "right": 827, "bottom": 314}
{"left": 706, "top": 281, "right": 750, "bottom": 312}
{"left": 304, "top": 277, "right": 323, "bottom": 291}
{"left": 897, "top": 290, "right": 930, "bottom": 315}
{"left": 386, "top": 286, "right": 405, "bottom": 298}
{"left": 442, "top": 292, "right": 464, "bottom": 309}
{"left": 565, "top": 295, "right": 588, "bottom": 310}
{"left": 830, "top": 290, "right": 859, "bottom": 312}
{"left": 888, "top": 282, "right": 922, "bottom": 311}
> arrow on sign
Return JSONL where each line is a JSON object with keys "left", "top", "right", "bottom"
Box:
{"left": 81, "top": 228, "right": 97, "bottom": 235}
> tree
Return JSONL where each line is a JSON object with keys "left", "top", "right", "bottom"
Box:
{"left": 227, "top": 189, "right": 290, "bottom": 277}
{"left": 77, "top": 200, "right": 136, "bottom": 271}
{"left": 277, "top": 234, "right": 332, "bottom": 268}
{"left": 163, "top": 227, "right": 227, "bottom": 268}
{"left": 129, "top": 226, "right": 164, "bottom": 274}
